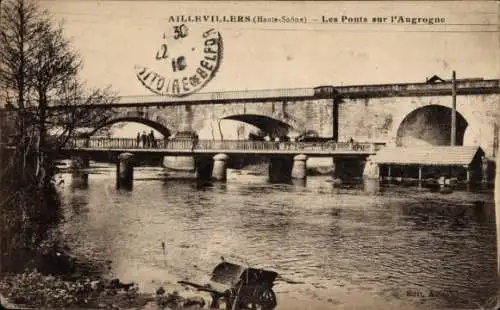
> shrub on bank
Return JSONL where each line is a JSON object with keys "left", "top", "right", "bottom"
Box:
{"left": 0, "top": 270, "right": 152, "bottom": 309}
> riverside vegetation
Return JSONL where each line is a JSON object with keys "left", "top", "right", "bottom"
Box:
{"left": 1, "top": 1, "right": 499, "bottom": 310}
{"left": 0, "top": 0, "right": 204, "bottom": 308}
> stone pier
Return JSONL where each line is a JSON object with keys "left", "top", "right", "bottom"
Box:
{"left": 268, "top": 156, "right": 293, "bottom": 183}
{"left": 363, "top": 178, "right": 380, "bottom": 194}
{"left": 71, "top": 155, "right": 89, "bottom": 170}
{"left": 331, "top": 158, "right": 344, "bottom": 183}
{"left": 291, "top": 154, "right": 307, "bottom": 180}
{"left": 71, "top": 171, "right": 89, "bottom": 189}
{"left": 212, "top": 153, "right": 229, "bottom": 181}
{"left": 195, "top": 156, "right": 213, "bottom": 181}
{"left": 117, "top": 153, "right": 135, "bottom": 189}
{"left": 362, "top": 156, "right": 380, "bottom": 179}
{"left": 331, "top": 158, "right": 337, "bottom": 180}
{"left": 71, "top": 155, "right": 90, "bottom": 188}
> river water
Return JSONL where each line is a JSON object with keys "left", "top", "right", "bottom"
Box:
{"left": 57, "top": 163, "right": 498, "bottom": 310}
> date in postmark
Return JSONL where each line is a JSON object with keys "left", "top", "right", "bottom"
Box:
{"left": 134, "top": 25, "right": 223, "bottom": 97}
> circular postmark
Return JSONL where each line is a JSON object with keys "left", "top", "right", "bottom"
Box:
{"left": 135, "top": 25, "right": 223, "bottom": 97}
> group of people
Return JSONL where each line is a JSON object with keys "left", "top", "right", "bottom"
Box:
{"left": 136, "top": 130, "right": 157, "bottom": 148}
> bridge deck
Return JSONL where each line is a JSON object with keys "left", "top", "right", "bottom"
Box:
{"left": 62, "top": 138, "right": 383, "bottom": 157}
{"left": 0, "top": 78, "right": 496, "bottom": 111}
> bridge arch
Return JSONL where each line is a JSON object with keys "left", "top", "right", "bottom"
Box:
{"left": 220, "top": 114, "right": 295, "bottom": 138}
{"left": 88, "top": 116, "right": 172, "bottom": 137}
{"left": 391, "top": 104, "right": 481, "bottom": 147}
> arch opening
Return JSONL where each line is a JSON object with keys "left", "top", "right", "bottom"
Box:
{"left": 88, "top": 117, "right": 172, "bottom": 138}
{"left": 396, "top": 105, "right": 468, "bottom": 147}
{"left": 221, "top": 114, "right": 292, "bottom": 140}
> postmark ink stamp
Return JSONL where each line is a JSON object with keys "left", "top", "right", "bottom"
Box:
{"left": 135, "top": 25, "right": 223, "bottom": 97}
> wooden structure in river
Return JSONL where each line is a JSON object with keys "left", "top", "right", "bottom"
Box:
{"left": 370, "top": 146, "right": 487, "bottom": 185}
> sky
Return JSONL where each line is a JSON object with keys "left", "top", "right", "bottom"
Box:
{"left": 38, "top": 0, "right": 500, "bottom": 137}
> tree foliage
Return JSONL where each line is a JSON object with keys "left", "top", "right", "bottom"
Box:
{"left": 0, "top": 0, "right": 117, "bottom": 151}
{"left": 0, "top": 0, "right": 117, "bottom": 272}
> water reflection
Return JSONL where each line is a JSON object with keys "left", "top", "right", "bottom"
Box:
{"left": 71, "top": 172, "right": 88, "bottom": 189}
{"left": 58, "top": 166, "right": 497, "bottom": 310}
{"left": 291, "top": 179, "right": 306, "bottom": 187}
{"left": 363, "top": 179, "right": 380, "bottom": 194}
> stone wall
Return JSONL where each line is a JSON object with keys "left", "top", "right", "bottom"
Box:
{"left": 338, "top": 93, "right": 500, "bottom": 158}
{"left": 191, "top": 98, "right": 335, "bottom": 138}
{"left": 105, "top": 98, "right": 336, "bottom": 139}
{"left": 93, "top": 90, "right": 499, "bottom": 158}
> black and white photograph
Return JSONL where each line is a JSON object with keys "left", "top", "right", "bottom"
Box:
{"left": 0, "top": 1, "right": 499, "bottom": 309}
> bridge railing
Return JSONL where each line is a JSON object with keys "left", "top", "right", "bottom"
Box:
{"left": 64, "top": 138, "right": 384, "bottom": 153}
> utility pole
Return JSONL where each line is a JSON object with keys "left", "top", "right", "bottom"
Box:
{"left": 451, "top": 70, "right": 457, "bottom": 146}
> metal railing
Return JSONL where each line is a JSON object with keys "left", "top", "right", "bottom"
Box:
{"left": 64, "top": 138, "right": 384, "bottom": 153}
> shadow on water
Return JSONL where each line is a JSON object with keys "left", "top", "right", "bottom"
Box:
{"left": 161, "top": 177, "right": 228, "bottom": 193}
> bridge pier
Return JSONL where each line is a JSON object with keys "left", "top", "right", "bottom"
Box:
{"left": 331, "top": 158, "right": 342, "bottom": 183}
{"left": 71, "top": 171, "right": 89, "bottom": 189}
{"left": 195, "top": 156, "right": 213, "bottom": 181}
{"left": 212, "top": 153, "right": 229, "bottom": 181}
{"left": 71, "top": 155, "right": 90, "bottom": 188}
{"left": 268, "top": 156, "right": 293, "bottom": 183}
{"left": 291, "top": 154, "right": 308, "bottom": 180}
{"left": 71, "top": 155, "right": 89, "bottom": 170}
{"left": 364, "top": 178, "right": 381, "bottom": 194}
{"left": 362, "top": 156, "right": 380, "bottom": 179}
{"left": 116, "top": 153, "right": 135, "bottom": 190}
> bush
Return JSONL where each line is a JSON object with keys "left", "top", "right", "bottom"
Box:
{"left": 0, "top": 270, "right": 148, "bottom": 309}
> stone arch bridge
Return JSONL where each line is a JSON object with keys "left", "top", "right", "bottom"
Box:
{"left": 76, "top": 78, "right": 500, "bottom": 159}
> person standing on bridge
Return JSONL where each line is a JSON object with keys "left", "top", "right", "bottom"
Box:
{"left": 274, "top": 137, "right": 280, "bottom": 150}
{"left": 136, "top": 132, "right": 141, "bottom": 148}
{"left": 191, "top": 133, "right": 199, "bottom": 151}
{"left": 141, "top": 131, "right": 148, "bottom": 148}
{"left": 264, "top": 135, "right": 271, "bottom": 150}
{"left": 149, "top": 130, "right": 156, "bottom": 148}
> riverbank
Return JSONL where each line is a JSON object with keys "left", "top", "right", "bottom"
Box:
{"left": 0, "top": 270, "right": 147, "bottom": 309}
{"left": 0, "top": 270, "right": 209, "bottom": 309}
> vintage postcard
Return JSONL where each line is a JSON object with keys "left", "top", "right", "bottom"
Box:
{"left": 0, "top": 1, "right": 499, "bottom": 310}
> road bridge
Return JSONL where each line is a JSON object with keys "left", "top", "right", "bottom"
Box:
{"left": 61, "top": 138, "right": 384, "bottom": 187}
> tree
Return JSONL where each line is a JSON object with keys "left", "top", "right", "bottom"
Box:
{"left": 0, "top": 0, "right": 117, "bottom": 271}
{"left": 0, "top": 0, "right": 116, "bottom": 184}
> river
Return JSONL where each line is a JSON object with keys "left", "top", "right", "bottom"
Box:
{"left": 57, "top": 163, "right": 498, "bottom": 310}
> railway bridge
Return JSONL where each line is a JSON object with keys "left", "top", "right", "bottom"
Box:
{"left": 47, "top": 76, "right": 500, "bottom": 159}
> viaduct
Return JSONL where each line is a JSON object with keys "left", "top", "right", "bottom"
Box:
{"left": 3, "top": 76, "right": 500, "bottom": 187}
{"left": 84, "top": 77, "right": 500, "bottom": 158}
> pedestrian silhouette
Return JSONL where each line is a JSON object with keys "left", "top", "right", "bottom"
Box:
{"left": 191, "top": 133, "right": 199, "bottom": 151}
{"left": 149, "top": 130, "right": 156, "bottom": 148}
{"left": 141, "top": 131, "right": 147, "bottom": 148}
